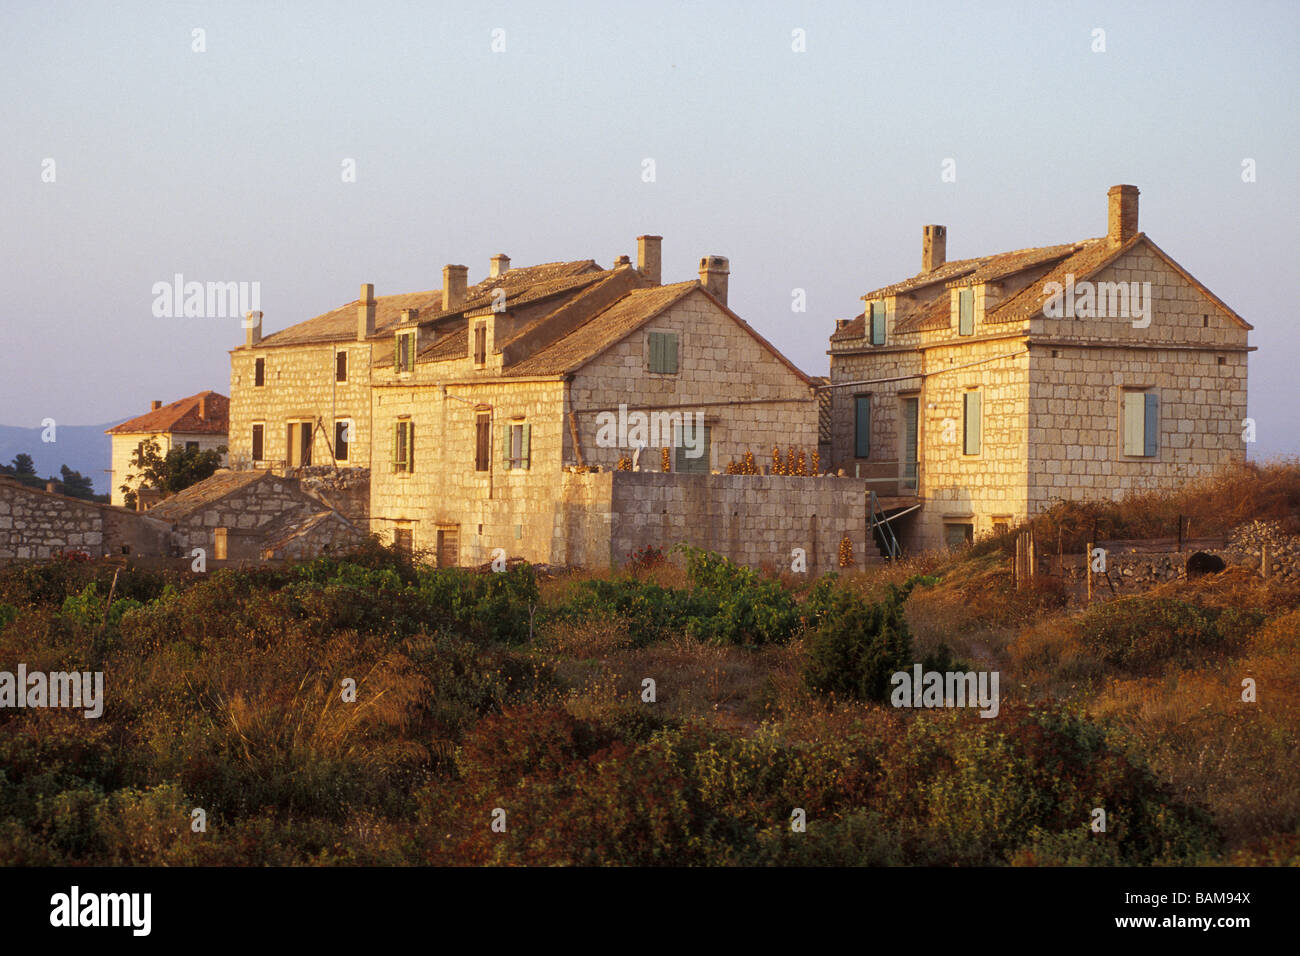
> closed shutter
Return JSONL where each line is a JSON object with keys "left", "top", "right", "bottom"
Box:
{"left": 1143, "top": 392, "right": 1159, "bottom": 457}
{"left": 959, "top": 290, "right": 974, "bottom": 335}
{"left": 963, "top": 392, "right": 981, "bottom": 455}
{"left": 649, "top": 332, "right": 662, "bottom": 372}
{"left": 407, "top": 421, "right": 414, "bottom": 471}
{"left": 665, "top": 333, "right": 678, "bottom": 373}
{"left": 870, "top": 302, "right": 886, "bottom": 345}
{"left": 501, "top": 423, "right": 512, "bottom": 470}
{"left": 854, "top": 395, "right": 870, "bottom": 458}
{"left": 392, "top": 422, "right": 400, "bottom": 471}
{"left": 520, "top": 423, "right": 531, "bottom": 469}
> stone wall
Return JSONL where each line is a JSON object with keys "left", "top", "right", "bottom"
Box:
{"left": 167, "top": 475, "right": 327, "bottom": 555}
{"left": 0, "top": 478, "right": 172, "bottom": 563}
{"left": 228, "top": 341, "right": 375, "bottom": 469}
{"left": 567, "top": 288, "right": 820, "bottom": 473}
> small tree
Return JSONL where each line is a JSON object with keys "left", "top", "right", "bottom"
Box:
{"left": 10, "top": 453, "right": 35, "bottom": 475}
{"left": 58, "top": 465, "right": 97, "bottom": 501}
{"left": 121, "top": 438, "right": 227, "bottom": 508}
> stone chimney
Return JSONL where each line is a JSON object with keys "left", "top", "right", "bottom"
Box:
{"left": 244, "top": 310, "right": 262, "bottom": 347}
{"left": 698, "top": 256, "right": 730, "bottom": 305}
{"left": 442, "top": 264, "right": 468, "bottom": 311}
{"left": 923, "top": 225, "right": 947, "bottom": 273}
{"left": 151, "top": 400, "right": 162, "bottom": 411}
{"left": 358, "top": 283, "right": 376, "bottom": 341}
{"left": 1108, "top": 184, "right": 1140, "bottom": 245}
{"left": 490, "top": 254, "right": 510, "bottom": 278}
{"left": 614, "top": 255, "right": 631, "bottom": 267}
{"left": 400, "top": 307, "right": 418, "bottom": 324}
{"left": 45, "top": 481, "right": 58, "bottom": 493}
{"left": 198, "top": 395, "right": 207, "bottom": 419}
{"left": 637, "top": 235, "right": 662, "bottom": 286}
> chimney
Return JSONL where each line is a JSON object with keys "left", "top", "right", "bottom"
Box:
{"left": 1107, "top": 184, "right": 1140, "bottom": 245}
{"left": 151, "top": 400, "right": 162, "bottom": 411}
{"left": 490, "top": 254, "right": 510, "bottom": 278}
{"left": 358, "top": 283, "right": 376, "bottom": 341}
{"left": 45, "top": 481, "right": 58, "bottom": 494}
{"left": 614, "top": 255, "right": 631, "bottom": 267}
{"left": 198, "top": 395, "right": 207, "bottom": 419}
{"left": 400, "top": 307, "right": 419, "bottom": 324}
{"left": 244, "top": 310, "right": 262, "bottom": 347}
{"left": 923, "top": 225, "right": 947, "bottom": 273}
{"left": 442, "top": 264, "right": 468, "bottom": 311}
{"left": 698, "top": 256, "right": 730, "bottom": 306}
{"left": 637, "top": 235, "right": 662, "bottom": 286}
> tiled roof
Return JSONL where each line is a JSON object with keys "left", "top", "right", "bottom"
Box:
{"left": 895, "top": 293, "right": 957, "bottom": 334}
{"left": 258, "top": 508, "right": 359, "bottom": 554}
{"left": 985, "top": 235, "right": 1134, "bottom": 325}
{"left": 255, "top": 260, "right": 604, "bottom": 349}
{"left": 144, "top": 469, "right": 268, "bottom": 520}
{"left": 504, "top": 282, "right": 699, "bottom": 377}
{"left": 106, "top": 391, "right": 228, "bottom": 436}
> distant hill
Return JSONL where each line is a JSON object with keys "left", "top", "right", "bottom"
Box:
{"left": 0, "top": 421, "right": 124, "bottom": 495}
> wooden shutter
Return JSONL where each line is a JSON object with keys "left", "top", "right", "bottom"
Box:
{"left": 959, "top": 290, "right": 974, "bottom": 335}
{"left": 649, "top": 332, "right": 662, "bottom": 372}
{"left": 407, "top": 421, "right": 414, "bottom": 471}
{"left": 963, "top": 392, "right": 981, "bottom": 455}
{"left": 665, "top": 333, "right": 678, "bottom": 373}
{"left": 1143, "top": 393, "right": 1159, "bottom": 457}
{"left": 871, "top": 302, "right": 886, "bottom": 345}
{"left": 501, "top": 423, "right": 512, "bottom": 470}
{"left": 854, "top": 395, "right": 870, "bottom": 458}
{"left": 392, "top": 421, "right": 399, "bottom": 472}
{"left": 1123, "top": 392, "right": 1145, "bottom": 456}
{"left": 520, "top": 423, "right": 531, "bottom": 469}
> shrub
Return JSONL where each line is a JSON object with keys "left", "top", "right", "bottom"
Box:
{"left": 802, "top": 577, "right": 916, "bottom": 702}
{"left": 1076, "top": 596, "right": 1254, "bottom": 673}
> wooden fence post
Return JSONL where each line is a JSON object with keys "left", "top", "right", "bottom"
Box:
{"left": 1086, "top": 541, "right": 1094, "bottom": 603}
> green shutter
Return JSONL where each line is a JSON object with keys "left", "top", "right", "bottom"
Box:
{"left": 407, "top": 421, "right": 414, "bottom": 471}
{"left": 964, "top": 392, "right": 981, "bottom": 455}
{"left": 501, "top": 423, "right": 512, "bottom": 470}
{"left": 521, "top": 423, "right": 531, "bottom": 469}
{"left": 1123, "top": 392, "right": 1145, "bottom": 456}
{"left": 1143, "top": 393, "right": 1159, "bottom": 457}
{"left": 649, "top": 332, "right": 662, "bottom": 372}
{"left": 666, "top": 333, "right": 678, "bottom": 373}
{"left": 870, "top": 302, "right": 886, "bottom": 345}
{"left": 959, "top": 290, "right": 974, "bottom": 335}
{"left": 391, "top": 422, "right": 399, "bottom": 472}
{"left": 854, "top": 395, "right": 870, "bottom": 458}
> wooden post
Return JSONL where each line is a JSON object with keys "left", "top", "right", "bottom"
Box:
{"left": 1029, "top": 531, "right": 1037, "bottom": 581}
{"left": 1262, "top": 544, "right": 1268, "bottom": 580}
{"left": 1057, "top": 527, "right": 1063, "bottom": 577}
{"left": 1086, "top": 541, "right": 1094, "bottom": 603}
{"left": 1177, "top": 514, "right": 1183, "bottom": 552}
{"left": 1014, "top": 534, "right": 1022, "bottom": 589}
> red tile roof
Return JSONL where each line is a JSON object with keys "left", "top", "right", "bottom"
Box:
{"left": 106, "top": 391, "right": 228, "bottom": 436}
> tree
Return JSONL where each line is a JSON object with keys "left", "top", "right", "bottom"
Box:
{"left": 58, "top": 464, "right": 97, "bottom": 501}
{"left": 10, "top": 453, "right": 35, "bottom": 475}
{"left": 121, "top": 438, "right": 227, "bottom": 509}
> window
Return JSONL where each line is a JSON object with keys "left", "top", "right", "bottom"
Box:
{"left": 944, "top": 523, "right": 974, "bottom": 549}
{"left": 958, "top": 288, "right": 974, "bottom": 336}
{"left": 962, "top": 391, "right": 981, "bottom": 455}
{"left": 502, "top": 421, "right": 531, "bottom": 470}
{"left": 1122, "top": 390, "right": 1159, "bottom": 457}
{"left": 393, "top": 527, "right": 413, "bottom": 556}
{"left": 393, "top": 419, "right": 414, "bottom": 473}
{"left": 334, "top": 420, "right": 351, "bottom": 462}
{"left": 991, "top": 518, "right": 1010, "bottom": 536}
{"left": 336, "top": 350, "right": 348, "bottom": 382}
{"left": 287, "top": 421, "right": 313, "bottom": 467}
{"left": 869, "top": 301, "right": 886, "bottom": 346}
{"left": 648, "top": 331, "right": 679, "bottom": 374}
{"left": 854, "top": 394, "right": 871, "bottom": 458}
{"left": 436, "top": 526, "right": 459, "bottom": 568}
{"left": 185, "top": 441, "right": 199, "bottom": 453}
{"left": 254, "top": 357, "right": 265, "bottom": 386}
{"left": 474, "top": 322, "right": 487, "bottom": 365}
{"left": 395, "top": 331, "right": 416, "bottom": 373}
{"left": 674, "top": 424, "right": 711, "bottom": 474}
{"left": 475, "top": 412, "right": 491, "bottom": 472}
{"left": 251, "top": 424, "right": 264, "bottom": 462}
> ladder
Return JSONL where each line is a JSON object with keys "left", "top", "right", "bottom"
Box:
{"left": 869, "top": 490, "right": 902, "bottom": 561}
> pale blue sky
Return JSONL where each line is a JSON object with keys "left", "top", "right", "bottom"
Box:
{"left": 3, "top": 0, "right": 1297, "bottom": 459}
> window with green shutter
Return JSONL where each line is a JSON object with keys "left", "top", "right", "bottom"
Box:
{"left": 1122, "top": 390, "right": 1159, "bottom": 457}
{"left": 963, "top": 391, "right": 981, "bottom": 455}
{"left": 501, "top": 421, "right": 530, "bottom": 470}
{"left": 958, "top": 289, "right": 974, "bottom": 336}
{"left": 395, "top": 330, "right": 416, "bottom": 373}
{"left": 854, "top": 394, "right": 870, "bottom": 458}
{"left": 648, "top": 331, "right": 678, "bottom": 374}
{"left": 869, "top": 301, "right": 886, "bottom": 345}
{"left": 674, "top": 424, "right": 711, "bottom": 474}
{"left": 393, "top": 419, "right": 413, "bottom": 472}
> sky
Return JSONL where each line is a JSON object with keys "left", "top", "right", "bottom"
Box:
{"left": 2, "top": 0, "right": 1298, "bottom": 460}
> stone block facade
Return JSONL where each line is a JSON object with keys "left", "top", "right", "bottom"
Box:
{"left": 0, "top": 477, "right": 172, "bottom": 564}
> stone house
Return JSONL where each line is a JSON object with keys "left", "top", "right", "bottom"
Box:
{"left": 106, "top": 391, "right": 229, "bottom": 507}
{"left": 0, "top": 475, "right": 173, "bottom": 564}
{"left": 145, "top": 469, "right": 364, "bottom": 561}
{"left": 827, "top": 185, "right": 1252, "bottom": 551}
{"left": 228, "top": 237, "right": 862, "bottom": 569}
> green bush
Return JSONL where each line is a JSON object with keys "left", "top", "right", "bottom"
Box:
{"left": 1076, "top": 596, "right": 1255, "bottom": 673}
{"left": 802, "top": 578, "right": 915, "bottom": 702}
